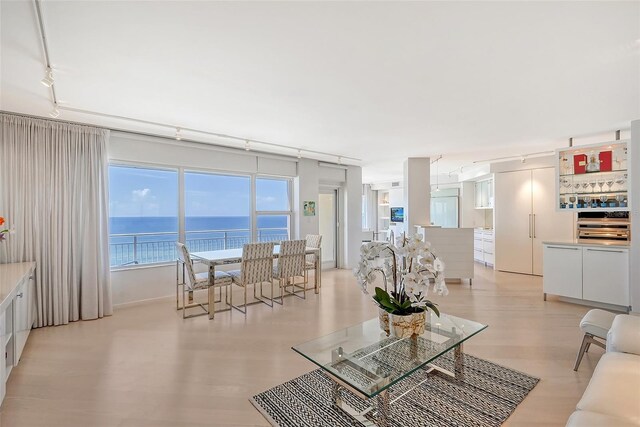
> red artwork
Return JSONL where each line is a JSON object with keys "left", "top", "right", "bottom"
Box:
{"left": 573, "top": 154, "right": 587, "bottom": 174}
{"left": 599, "top": 151, "right": 612, "bottom": 172}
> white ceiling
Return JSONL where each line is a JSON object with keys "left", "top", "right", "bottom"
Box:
{"left": 1, "top": 1, "right": 639, "bottom": 182}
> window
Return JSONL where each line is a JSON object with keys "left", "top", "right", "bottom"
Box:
{"left": 108, "top": 166, "right": 292, "bottom": 268}
{"left": 256, "top": 177, "right": 291, "bottom": 242}
{"left": 108, "top": 165, "right": 178, "bottom": 267}
{"left": 184, "top": 172, "right": 251, "bottom": 251}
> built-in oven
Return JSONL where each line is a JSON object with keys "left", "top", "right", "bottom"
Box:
{"left": 577, "top": 212, "right": 630, "bottom": 244}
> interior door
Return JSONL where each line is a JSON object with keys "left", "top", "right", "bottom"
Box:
{"left": 319, "top": 190, "right": 337, "bottom": 269}
{"left": 532, "top": 168, "right": 575, "bottom": 275}
{"left": 495, "top": 170, "right": 533, "bottom": 274}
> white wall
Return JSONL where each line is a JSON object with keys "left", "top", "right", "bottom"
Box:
{"left": 630, "top": 120, "right": 639, "bottom": 313}
{"left": 345, "top": 165, "right": 362, "bottom": 269}
{"left": 388, "top": 188, "right": 405, "bottom": 235}
{"left": 108, "top": 133, "right": 363, "bottom": 306}
{"left": 403, "top": 158, "right": 431, "bottom": 232}
{"left": 293, "top": 158, "right": 320, "bottom": 240}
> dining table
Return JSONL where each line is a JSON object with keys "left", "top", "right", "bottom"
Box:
{"left": 190, "top": 245, "right": 322, "bottom": 294}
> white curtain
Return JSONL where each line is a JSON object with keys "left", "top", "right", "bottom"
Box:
{"left": 0, "top": 113, "right": 112, "bottom": 326}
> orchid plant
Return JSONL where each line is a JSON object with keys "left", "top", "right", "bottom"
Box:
{"left": 0, "top": 217, "right": 8, "bottom": 242}
{"left": 354, "top": 234, "right": 448, "bottom": 316}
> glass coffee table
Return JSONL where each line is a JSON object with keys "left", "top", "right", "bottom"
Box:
{"left": 292, "top": 312, "right": 487, "bottom": 426}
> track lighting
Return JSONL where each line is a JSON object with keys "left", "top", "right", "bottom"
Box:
{"left": 521, "top": 156, "right": 526, "bottom": 164}
{"left": 245, "top": 140, "right": 251, "bottom": 151}
{"left": 175, "top": 128, "right": 182, "bottom": 140}
{"left": 337, "top": 156, "right": 342, "bottom": 165}
{"left": 49, "top": 105, "right": 60, "bottom": 118}
{"left": 297, "top": 149, "right": 302, "bottom": 159}
{"left": 41, "top": 68, "right": 54, "bottom": 87}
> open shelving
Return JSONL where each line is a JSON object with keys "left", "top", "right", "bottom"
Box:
{"left": 556, "top": 140, "right": 630, "bottom": 212}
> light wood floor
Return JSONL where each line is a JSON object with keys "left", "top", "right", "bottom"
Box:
{"left": 1, "top": 265, "right": 605, "bottom": 426}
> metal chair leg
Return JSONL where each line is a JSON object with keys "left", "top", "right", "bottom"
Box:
{"left": 574, "top": 334, "right": 590, "bottom": 371}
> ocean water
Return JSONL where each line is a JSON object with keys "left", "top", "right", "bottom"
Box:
{"left": 109, "top": 216, "right": 288, "bottom": 266}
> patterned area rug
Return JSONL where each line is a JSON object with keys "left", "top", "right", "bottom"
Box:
{"left": 250, "top": 351, "right": 539, "bottom": 427}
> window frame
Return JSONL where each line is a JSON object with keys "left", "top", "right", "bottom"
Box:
{"left": 108, "top": 162, "right": 180, "bottom": 270}
{"left": 108, "top": 161, "right": 294, "bottom": 270}
{"left": 254, "top": 174, "right": 293, "bottom": 243}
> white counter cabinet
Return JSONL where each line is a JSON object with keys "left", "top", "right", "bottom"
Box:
{"left": 582, "top": 247, "right": 629, "bottom": 306}
{"left": 0, "top": 262, "right": 36, "bottom": 405}
{"left": 543, "top": 243, "right": 629, "bottom": 310}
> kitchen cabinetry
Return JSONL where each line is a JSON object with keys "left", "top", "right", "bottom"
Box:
{"left": 473, "top": 229, "right": 494, "bottom": 266}
{"left": 495, "top": 167, "right": 574, "bottom": 275}
{"left": 582, "top": 247, "right": 629, "bottom": 306}
{"left": 543, "top": 244, "right": 629, "bottom": 309}
{"left": 556, "top": 140, "right": 630, "bottom": 212}
{"left": 0, "top": 262, "right": 36, "bottom": 405}
{"left": 474, "top": 179, "right": 493, "bottom": 208}
{"left": 377, "top": 190, "right": 390, "bottom": 238}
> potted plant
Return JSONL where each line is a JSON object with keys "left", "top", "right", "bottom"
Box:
{"left": 0, "top": 216, "right": 9, "bottom": 241}
{"left": 354, "top": 233, "right": 448, "bottom": 338}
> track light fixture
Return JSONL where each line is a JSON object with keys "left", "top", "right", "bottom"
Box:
{"left": 297, "top": 149, "right": 302, "bottom": 159}
{"left": 49, "top": 105, "right": 60, "bottom": 118}
{"left": 175, "top": 128, "right": 182, "bottom": 140}
{"left": 337, "top": 156, "right": 342, "bottom": 165}
{"left": 521, "top": 156, "right": 526, "bottom": 164}
{"left": 41, "top": 67, "right": 54, "bottom": 87}
{"left": 245, "top": 140, "right": 250, "bottom": 151}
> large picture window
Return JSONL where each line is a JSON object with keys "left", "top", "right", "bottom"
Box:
{"left": 109, "top": 165, "right": 179, "bottom": 267}
{"left": 108, "top": 166, "right": 292, "bottom": 268}
{"left": 256, "top": 177, "right": 291, "bottom": 242}
{"left": 185, "top": 172, "right": 251, "bottom": 251}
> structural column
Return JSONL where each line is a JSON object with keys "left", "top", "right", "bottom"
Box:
{"left": 403, "top": 158, "right": 431, "bottom": 234}
{"left": 630, "top": 120, "right": 639, "bottom": 313}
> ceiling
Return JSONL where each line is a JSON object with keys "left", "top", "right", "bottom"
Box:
{"left": 1, "top": 1, "right": 638, "bottom": 182}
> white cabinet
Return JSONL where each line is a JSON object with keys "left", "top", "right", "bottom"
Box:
{"left": 543, "top": 244, "right": 629, "bottom": 309}
{"left": 0, "top": 262, "right": 36, "bottom": 406}
{"left": 474, "top": 179, "right": 493, "bottom": 208}
{"left": 473, "top": 229, "right": 494, "bottom": 266}
{"left": 496, "top": 168, "right": 574, "bottom": 275}
{"left": 543, "top": 245, "right": 583, "bottom": 299}
{"left": 583, "top": 247, "right": 629, "bottom": 306}
{"left": 377, "top": 190, "right": 390, "bottom": 237}
{"left": 14, "top": 274, "right": 35, "bottom": 360}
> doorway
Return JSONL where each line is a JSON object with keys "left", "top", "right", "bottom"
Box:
{"left": 319, "top": 189, "right": 338, "bottom": 269}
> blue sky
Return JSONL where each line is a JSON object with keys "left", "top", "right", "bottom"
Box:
{"left": 109, "top": 166, "right": 289, "bottom": 217}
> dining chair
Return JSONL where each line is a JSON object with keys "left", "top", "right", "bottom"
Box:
{"left": 304, "top": 234, "right": 322, "bottom": 288}
{"left": 228, "top": 242, "right": 275, "bottom": 316}
{"left": 175, "top": 242, "right": 232, "bottom": 319}
{"left": 274, "top": 239, "right": 308, "bottom": 303}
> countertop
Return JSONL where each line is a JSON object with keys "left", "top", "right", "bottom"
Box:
{"left": 0, "top": 262, "right": 36, "bottom": 312}
{"left": 543, "top": 240, "right": 630, "bottom": 250}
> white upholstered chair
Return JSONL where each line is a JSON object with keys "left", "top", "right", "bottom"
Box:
{"left": 175, "top": 242, "right": 232, "bottom": 319}
{"left": 228, "top": 242, "right": 275, "bottom": 315}
{"left": 274, "top": 239, "right": 307, "bottom": 303}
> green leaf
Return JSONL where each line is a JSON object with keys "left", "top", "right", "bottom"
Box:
{"left": 425, "top": 301, "right": 440, "bottom": 317}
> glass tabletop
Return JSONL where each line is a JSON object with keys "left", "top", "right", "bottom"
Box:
{"left": 292, "top": 312, "right": 487, "bottom": 398}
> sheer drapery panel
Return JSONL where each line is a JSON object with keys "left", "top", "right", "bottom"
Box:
{"left": 0, "top": 113, "right": 112, "bottom": 326}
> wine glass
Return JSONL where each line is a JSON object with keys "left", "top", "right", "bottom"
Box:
{"left": 616, "top": 195, "right": 626, "bottom": 207}
{"left": 584, "top": 195, "right": 592, "bottom": 208}
{"left": 581, "top": 182, "right": 590, "bottom": 193}
{"left": 597, "top": 179, "right": 605, "bottom": 193}
{"left": 589, "top": 180, "right": 597, "bottom": 193}
{"left": 569, "top": 196, "right": 576, "bottom": 208}
{"left": 605, "top": 177, "right": 614, "bottom": 191}
{"left": 615, "top": 174, "right": 626, "bottom": 191}
{"left": 573, "top": 181, "right": 581, "bottom": 194}
{"left": 599, "top": 195, "right": 608, "bottom": 208}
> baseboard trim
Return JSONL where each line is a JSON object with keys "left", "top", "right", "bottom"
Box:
{"left": 113, "top": 294, "right": 173, "bottom": 310}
